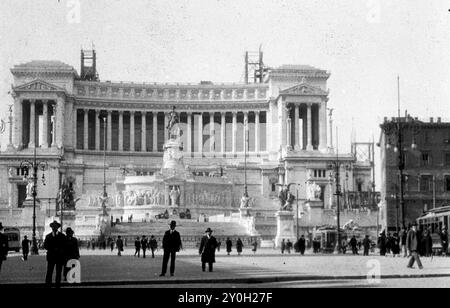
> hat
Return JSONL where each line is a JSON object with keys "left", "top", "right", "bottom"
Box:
{"left": 169, "top": 220, "right": 176, "bottom": 227}
{"left": 49, "top": 220, "right": 61, "bottom": 228}
{"left": 205, "top": 227, "right": 213, "bottom": 233}
{"left": 66, "top": 227, "right": 74, "bottom": 235}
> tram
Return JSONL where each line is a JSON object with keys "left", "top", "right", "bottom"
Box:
{"left": 416, "top": 205, "right": 450, "bottom": 252}
{"left": 3, "top": 227, "right": 21, "bottom": 252}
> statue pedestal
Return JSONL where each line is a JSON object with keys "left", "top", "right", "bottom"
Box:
{"left": 274, "top": 210, "right": 296, "bottom": 247}
{"left": 239, "top": 207, "right": 252, "bottom": 219}
{"left": 161, "top": 138, "right": 186, "bottom": 179}
{"left": 304, "top": 200, "right": 323, "bottom": 209}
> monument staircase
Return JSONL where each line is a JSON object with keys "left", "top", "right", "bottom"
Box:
{"left": 109, "top": 219, "right": 254, "bottom": 248}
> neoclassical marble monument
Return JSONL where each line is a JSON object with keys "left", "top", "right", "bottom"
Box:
{"left": 0, "top": 58, "right": 376, "bottom": 238}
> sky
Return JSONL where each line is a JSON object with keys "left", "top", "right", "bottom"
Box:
{"left": 1, "top": 0, "right": 450, "bottom": 187}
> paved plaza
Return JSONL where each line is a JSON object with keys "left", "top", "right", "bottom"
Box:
{"left": 1, "top": 247, "right": 449, "bottom": 287}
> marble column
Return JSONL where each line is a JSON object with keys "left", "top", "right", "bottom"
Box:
{"left": 294, "top": 104, "right": 300, "bottom": 150}
{"left": 118, "top": 111, "right": 124, "bottom": 151}
{"left": 28, "top": 99, "right": 36, "bottom": 148}
{"left": 107, "top": 110, "right": 112, "bottom": 151}
{"left": 13, "top": 97, "right": 23, "bottom": 149}
{"left": 164, "top": 112, "right": 168, "bottom": 142}
{"left": 197, "top": 113, "right": 203, "bottom": 154}
{"left": 95, "top": 110, "right": 100, "bottom": 150}
{"left": 319, "top": 102, "right": 327, "bottom": 152}
{"left": 83, "top": 109, "right": 89, "bottom": 150}
{"left": 232, "top": 111, "right": 237, "bottom": 154}
{"left": 130, "top": 111, "right": 135, "bottom": 151}
{"left": 243, "top": 111, "right": 248, "bottom": 152}
{"left": 306, "top": 103, "right": 313, "bottom": 151}
{"left": 280, "top": 101, "right": 287, "bottom": 148}
{"left": 286, "top": 116, "right": 292, "bottom": 149}
{"left": 141, "top": 112, "right": 146, "bottom": 152}
{"left": 72, "top": 107, "right": 77, "bottom": 149}
{"left": 187, "top": 112, "right": 192, "bottom": 153}
{"left": 220, "top": 112, "right": 226, "bottom": 153}
{"left": 152, "top": 112, "right": 158, "bottom": 152}
{"left": 55, "top": 96, "right": 65, "bottom": 148}
{"left": 209, "top": 112, "right": 215, "bottom": 153}
{"left": 255, "top": 111, "right": 260, "bottom": 153}
{"left": 42, "top": 100, "right": 49, "bottom": 148}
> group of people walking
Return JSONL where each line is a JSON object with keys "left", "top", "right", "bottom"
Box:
{"left": 133, "top": 235, "right": 158, "bottom": 258}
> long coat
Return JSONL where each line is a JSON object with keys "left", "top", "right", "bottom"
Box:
{"left": 226, "top": 239, "right": 232, "bottom": 252}
{"left": 407, "top": 229, "right": 419, "bottom": 252}
{"left": 299, "top": 238, "right": 306, "bottom": 251}
{"left": 44, "top": 232, "right": 66, "bottom": 264}
{"left": 199, "top": 235, "right": 218, "bottom": 263}
{"left": 162, "top": 229, "right": 182, "bottom": 253}
{"left": 0, "top": 233, "right": 8, "bottom": 260}
{"left": 236, "top": 239, "right": 243, "bottom": 253}
{"left": 65, "top": 236, "right": 80, "bottom": 261}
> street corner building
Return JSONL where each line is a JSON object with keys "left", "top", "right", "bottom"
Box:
{"left": 0, "top": 50, "right": 379, "bottom": 246}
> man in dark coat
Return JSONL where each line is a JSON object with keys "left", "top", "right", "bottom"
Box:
{"left": 407, "top": 222, "right": 423, "bottom": 269}
{"left": 399, "top": 227, "right": 408, "bottom": 257}
{"left": 141, "top": 235, "right": 148, "bottom": 258}
{"left": 116, "top": 236, "right": 124, "bottom": 256}
{"left": 149, "top": 235, "right": 157, "bottom": 258}
{"left": 225, "top": 237, "right": 232, "bottom": 255}
{"left": 236, "top": 238, "right": 243, "bottom": 255}
{"left": 160, "top": 220, "right": 182, "bottom": 277}
{"left": 281, "top": 239, "right": 286, "bottom": 254}
{"left": 44, "top": 220, "right": 66, "bottom": 287}
{"left": 299, "top": 235, "right": 306, "bottom": 255}
{"left": 0, "top": 223, "right": 8, "bottom": 272}
{"left": 363, "top": 235, "right": 371, "bottom": 256}
{"left": 440, "top": 227, "right": 448, "bottom": 256}
{"left": 134, "top": 237, "right": 141, "bottom": 257}
{"left": 63, "top": 228, "right": 80, "bottom": 280}
{"left": 199, "top": 227, "right": 218, "bottom": 272}
{"left": 21, "top": 235, "right": 31, "bottom": 261}
{"left": 349, "top": 235, "right": 358, "bottom": 255}
{"left": 378, "top": 231, "right": 387, "bottom": 256}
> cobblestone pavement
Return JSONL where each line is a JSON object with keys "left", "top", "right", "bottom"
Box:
{"left": 1, "top": 248, "right": 449, "bottom": 286}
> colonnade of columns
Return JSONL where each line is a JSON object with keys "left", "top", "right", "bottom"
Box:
{"left": 13, "top": 98, "right": 64, "bottom": 149}
{"left": 75, "top": 109, "right": 267, "bottom": 154}
{"left": 285, "top": 102, "right": 327, "bottom": 152}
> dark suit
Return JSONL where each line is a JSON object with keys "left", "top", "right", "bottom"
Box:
{"left": 199, "top": 235, "right": 218, "bottom": 272}
{"left": 22, "top": 239, "right": 30, "bottom": 260}
{"left": 161, "top": 229, "right": 182, "bottom": 276}
{"left": 407, "top": 229, "right": 423, "bottom": 268}
{"left": 0, "top": 232, "right": 8, "bottom": 272}
{"left": 44, "top": 231, "right": 66, "bottom": 286}
{"left": 63, "top": 236, "right": 80, "bottom": 279}
{"left": 141, "top": 238, "right": 148, "bottom": 258}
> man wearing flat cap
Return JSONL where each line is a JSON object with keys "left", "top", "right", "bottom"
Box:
{"left": 0, "top": 223, "right": 8, "bottom": 273}
{"left": 199, "top": 227, "right": 218, "bottom": 272}
{"left": 406, "top": 222, "right": 423, "bottom": 269}
{"left": 44, "top": 220, "right": 66, "bottom": 286}
{"left": 160, "top": 220, "right": 182, "bottom": 277}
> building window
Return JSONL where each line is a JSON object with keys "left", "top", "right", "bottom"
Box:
{"left": 446, "top": 176, "right": 450, "bottom": 192}
{"left": 445, "top": 153, "right": 450, "bottom": 166}
{"left": 271, "top": 183, "right": 276, "bottom": 192}
{"left": 420, "top": 175, "right": 433, "bottom": 192}
{"left": 421, "top": 152, "right": 431, "bottom": 166}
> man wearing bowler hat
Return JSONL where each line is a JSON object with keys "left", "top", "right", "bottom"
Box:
{"left": 199, "top": 227, "right": 218, "bottom": 272}
{"left": 44, "top": 220, "right": 66, "bottom": 286}
{"left": 160, "top": 220, "right": 182, "bottom": 277}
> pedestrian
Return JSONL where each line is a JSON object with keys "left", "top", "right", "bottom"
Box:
{"left": 281, "top": 239, "right": 286, "bottom": 254}
{"left": 149, "top": 235, "right": 157, "bottom": 258}
{"left": 63, "top": 228, "right": 80, "bottom": 281}
{"left": 110, "top": 238, "right": 115, "bottom": 252}
{"left": 21, "top": 235, "right": 31, "bottom": 261}
{"left": 0, "top": 223, "right": 8, "bottom": 273}
{"left": 341, "top": 238, "right": 347, "bottom": 254}
{"left": 216, "top": 240, "right": 221, "bottom": 252}
{"left": 299, "top": 235, "right": 306, "bottom": 255}
{"left": 423, "top": 229, "right": 433, "bottom": 257}
{"left": 399, "top": 227, "right": 408, "bottom": 257}
{"left": 87, "top": 239, "right": 91, "bottom": 250}
{"left": 236, "top": 238, "right": 243, "bottom": 255}
{"left": 134, "top": 237, "right": 141, "bottom": 257}
{"left": 44, "top": 220, "right": 66, "bottom": 287}
{"left": 392, "top": 233, "right": 400, "bottom": 257}
{"left": 349, "top": 235, "right": 358, "bottom": 255}
{"left": 363, "top": 235, "right": 371, "bottom": 256}
{"left": 160, "top": 220, "right": 182, "bottom": 277}
{"left": 226, "top": 237, "right": 232, "bottom": 255}
{"left": 286, "top": 239, "right": 292, "bottom": 254}
{"left": 116, "top": 236, "right": 124, "bottom": 256}
{"left": 141, "top": 235, "right": 148, "bottom": 258}
{"left": 407, "top": 222, "right": 423, "bottom": 269}
{"left": 199, "top": 227, "right": 218, "bottom": 272}
{"left": 378, "top": 231, "right": 387, "bottom": 256}
{"left": 252, "top": 240, "right": 258, "bottom": 254}
{"left": 386, "top": 232, "right": 392, "bottom": 256}
{"left": 440, "top": 227, "right": 448, "bottom": 256}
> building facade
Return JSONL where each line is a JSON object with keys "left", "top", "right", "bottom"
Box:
{"left": 0, "top": 56, "right": 376, "bottom": 238}
{"left": 379, "top": 116, "right": 450, "bottom": 231}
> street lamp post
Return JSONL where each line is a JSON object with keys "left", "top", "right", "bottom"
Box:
{"left": 20, "top": 124, "right": 48, "bottom": 255}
